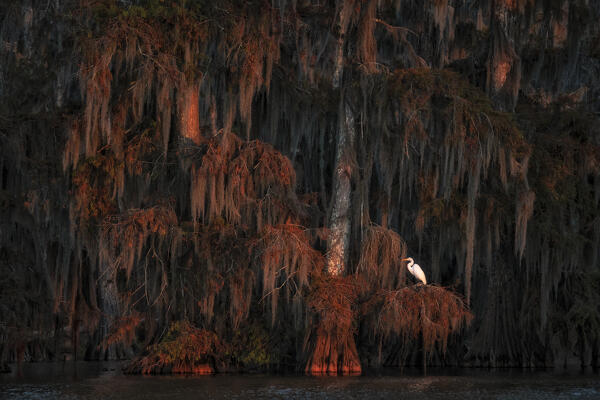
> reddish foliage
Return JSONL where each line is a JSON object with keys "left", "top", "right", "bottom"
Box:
{"left": 101, "top": 204, "right": 177, "bottom": 278}
{"left": 190, "top": 133, "right": 297, "bottom": 228}
{"left": 370, "top": 285, "right": 473, "bottom": 355}
{"left": 103, "top": 313, "right": 142, "bottom": 348}
{"left": 124, "top": 321, "right": 225, "bottom": 374}
{"left": 304, "top": 275, "right": 362, "bottom": 375}
{"left": 71, "top": 155, "right": 119, "bottom": 223}
{"left": 357, "top": 225, "right": 407, "bottom": 289}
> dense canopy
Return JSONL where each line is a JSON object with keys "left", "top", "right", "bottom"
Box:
{"left": 0, "top": 0, "right": 599, "bottom": 372}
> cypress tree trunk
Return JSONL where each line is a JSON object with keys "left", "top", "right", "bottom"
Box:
{"left": 326, "top": 0, "right": 355, "bottom": 275}
{"left": 178, "top": 83, "right": 201, "bottom": 145}
{"left": 325, "top": 0, "right": 355, "bottom": 276}
{"left": 326, "top": 101, "right": 355, "bottom": 275}
{"left": 100, "top": 272, "right": 120, "bottom": 360}
{"left": 305, "top": 0, "right": 361, "bottom": 376}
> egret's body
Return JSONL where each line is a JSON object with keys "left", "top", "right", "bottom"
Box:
{"left": 402, "top": 257, "right": 427, "bottom": 285}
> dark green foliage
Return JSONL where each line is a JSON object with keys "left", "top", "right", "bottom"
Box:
{"left": 229, "top": 322, "right": 275, "bottom": 370}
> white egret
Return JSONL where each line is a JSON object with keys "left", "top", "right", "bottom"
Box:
{"left": 402, "top": 257, "right": 427, "bottom": 285}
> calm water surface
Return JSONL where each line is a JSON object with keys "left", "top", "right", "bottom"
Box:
{"left": 1, "top": 362, "right": 599, "bottom": 399}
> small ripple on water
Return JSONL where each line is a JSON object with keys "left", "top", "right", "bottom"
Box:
{"left": 2, "top": 385, "right": 76, "bottom": 400}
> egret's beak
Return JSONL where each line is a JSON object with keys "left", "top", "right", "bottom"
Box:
{"left": 401, "top": 258, "right": 409, "bottom": 261}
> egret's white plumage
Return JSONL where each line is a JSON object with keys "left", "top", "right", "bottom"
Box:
{"left": 402, "top": 257, "right": 427, "bottom": 285}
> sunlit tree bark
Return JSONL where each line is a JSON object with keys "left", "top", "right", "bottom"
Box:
{"left": 326, "top": 0, "right": 355, "bottom": 277}
{"left": 306, "top": 0, "right": 362, "bottom": 376}
{"left": 326, "top": 101, "right": 355, "bottom": 276}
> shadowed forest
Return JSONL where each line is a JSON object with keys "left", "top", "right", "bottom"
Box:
{"left": 0, "top": 0, "right": 599, "bottom": 375}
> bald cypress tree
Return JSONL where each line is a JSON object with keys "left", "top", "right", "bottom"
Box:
{"left": 1, "top": 0, "right": 599, "bottom": 371}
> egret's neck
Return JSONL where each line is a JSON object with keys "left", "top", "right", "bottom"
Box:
{"left": 406, "top": 257, "right": 414, "bottom": 269}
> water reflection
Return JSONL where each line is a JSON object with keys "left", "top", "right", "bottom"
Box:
{"left": 1, "top": 363, "right": 599, "bottom": 400}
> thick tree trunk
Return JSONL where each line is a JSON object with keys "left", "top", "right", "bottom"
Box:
{"left": 326, "top": 0, "right": 355, "bottom": 276}
{"left": 306, "top": 0, "right": 362, "bottom": 375}
{"left": 326, "top": 102, "right": 356, "bottom": 275}
{"left": 178, "top": 83, "right": 201, "bottom": 145}
{"left": 99, "top": 271, "right": 120, "bottom": 360}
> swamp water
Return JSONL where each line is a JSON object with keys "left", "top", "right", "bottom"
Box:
{"left": 1, "top": 362, "right": 599, "bottom": 399}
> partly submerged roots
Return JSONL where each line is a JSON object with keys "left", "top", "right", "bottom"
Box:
{"left": 304, "top": 276, "right": 362, "bottom": 375}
